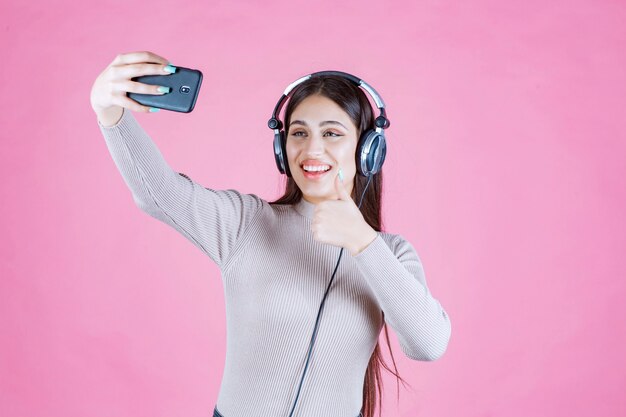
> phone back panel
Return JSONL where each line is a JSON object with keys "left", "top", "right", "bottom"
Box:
{"left": 127, "top": 67, "right": 203, "bottom": 113}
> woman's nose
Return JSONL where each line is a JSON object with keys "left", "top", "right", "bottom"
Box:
{"left": 303, "top": 134, "right": 325, "bottom": 155}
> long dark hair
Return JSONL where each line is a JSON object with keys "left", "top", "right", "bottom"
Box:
{"left": 269, "top": 75, "right": 410, "bottom": 417}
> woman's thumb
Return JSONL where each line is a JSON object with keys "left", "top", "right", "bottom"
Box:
{"left": 335, "top": 168, "right": 350, "bottom": 200}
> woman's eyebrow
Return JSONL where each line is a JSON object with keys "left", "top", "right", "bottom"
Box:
{"left": 289, "top": 120, "right": 348, "bottom": 129}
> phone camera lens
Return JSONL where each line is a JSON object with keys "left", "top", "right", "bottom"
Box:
{"left": 180, "top": 86, "right": 191, "bottom": 94}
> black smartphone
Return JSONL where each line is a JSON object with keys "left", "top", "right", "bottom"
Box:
{"left": 127, "top": 66, "right": 203, "bottom": 113}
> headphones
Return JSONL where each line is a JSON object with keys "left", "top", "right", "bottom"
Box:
{"left": 267, "top": 70, "right": 390, "bottom": 178}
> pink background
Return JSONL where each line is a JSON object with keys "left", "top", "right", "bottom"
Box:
{"left": 1, "top": 1, "right": 625, "bottom": 416}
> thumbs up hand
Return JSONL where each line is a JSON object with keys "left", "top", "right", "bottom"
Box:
{"left": 311, "top": 168, "right": 378, "bottom": 256}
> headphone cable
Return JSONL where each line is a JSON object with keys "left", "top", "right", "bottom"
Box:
{"left": 287, "top": 175, "right": 374, "bottom": 417}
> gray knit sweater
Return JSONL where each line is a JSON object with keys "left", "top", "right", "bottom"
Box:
{"left": 98, "top": 108, "right": 451, "bottom": 417}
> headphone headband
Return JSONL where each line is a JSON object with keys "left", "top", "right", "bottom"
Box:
{"left": 267, "top": 70, "right": 390, "bottom": 132}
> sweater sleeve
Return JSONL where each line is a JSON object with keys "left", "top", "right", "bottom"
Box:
{"left": 97, "top": 108, "right": 264, "bottom": 268}
{"left": 352, "top": 234, "right": 452, "bottom": 361}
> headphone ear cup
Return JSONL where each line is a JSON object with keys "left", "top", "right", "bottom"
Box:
{"left": 281, "top": 131, "right": 292, "bottom": 177}
{"left": 373, "top": 135, "right": 386, "bottom": 175}
{"left": 273, "top": 131, "right": 285, "bottom": 174}
{"left": 358, "top": 130, "right": 386, "bottom": 176}
{"left": 273, "top": 130, "right": 292, "bottom": 177}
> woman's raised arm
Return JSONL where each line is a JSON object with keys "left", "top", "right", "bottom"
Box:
{"left": 92, "top": 51, "right": 264, "bottom": 268}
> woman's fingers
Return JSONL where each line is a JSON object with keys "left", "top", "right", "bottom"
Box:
{"left": 111, "top": 51, "right": 169, "bottom": 67}
{"left": 113, "top": 95, "right": 157, "bottom": 113}
{"left": 121, "top": 79, "right": 170, "bottom": 95}
{"left": 110, "top": 62, "right": 174, "bottom": 79}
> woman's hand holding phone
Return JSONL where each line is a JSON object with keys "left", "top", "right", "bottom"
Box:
{"left": 90, "top": 51, "right": 175, "bottom": 127}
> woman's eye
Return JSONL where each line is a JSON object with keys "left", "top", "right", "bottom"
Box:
{"left": 290, "top": 131, "right": 341, "bottom": 138}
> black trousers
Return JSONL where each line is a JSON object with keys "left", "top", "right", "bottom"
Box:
{"left": 213, "top": 405, "right": 362, "bottom": 417}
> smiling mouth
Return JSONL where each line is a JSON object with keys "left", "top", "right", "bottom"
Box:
{"left": 300, "top": 163, "right": 332, "bottom": 179}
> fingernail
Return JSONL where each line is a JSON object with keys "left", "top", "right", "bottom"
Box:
{"left": 338, "top": 168, "right": 344, "bottom": 181}
{"left": 164, "top": 64, "right": 177, "bottom": 73}
{"left": 149, "top": 107, "right": 160, "bottom": 112}
{"left": 157, "top": 86, "right": 171, "bottom": 93}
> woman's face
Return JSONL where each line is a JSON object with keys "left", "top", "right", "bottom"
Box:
{"left": 286, "top": 94, "right": 359, "bottom": 204}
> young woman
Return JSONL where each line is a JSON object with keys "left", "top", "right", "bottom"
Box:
{"left": 91, "top": 51, "right": 451, "bottom": 417}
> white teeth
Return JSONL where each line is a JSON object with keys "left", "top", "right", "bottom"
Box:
{"left": 303, "top": 165, "right": 331, "bottom": 172}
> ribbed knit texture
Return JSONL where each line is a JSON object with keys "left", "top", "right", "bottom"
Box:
{"left": 98, "top": 108, "right": 452, "bottom": 417}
